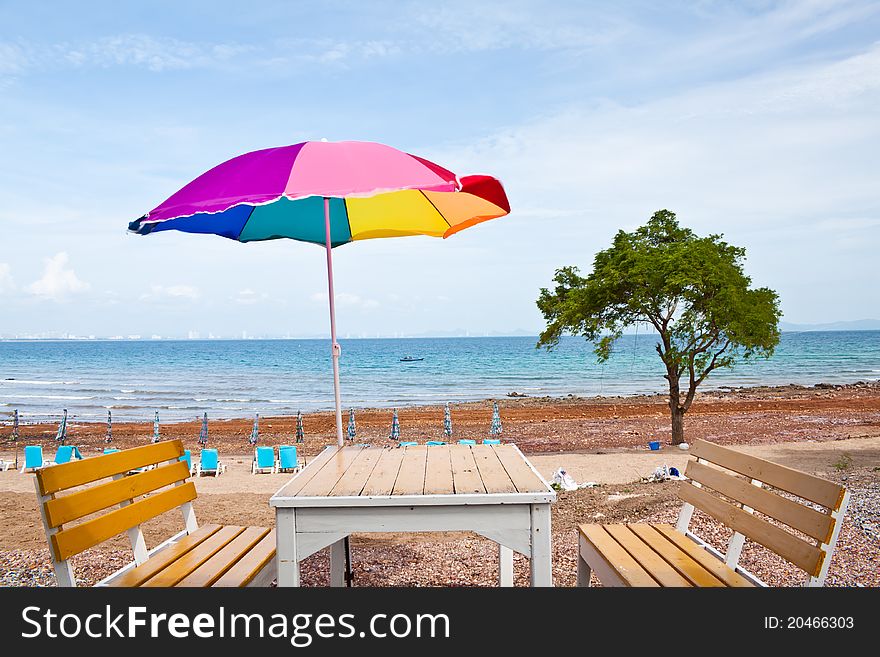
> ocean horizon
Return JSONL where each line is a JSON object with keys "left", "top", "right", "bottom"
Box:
{"left": 2, "top": 331, "right": 879, "bottom": 424}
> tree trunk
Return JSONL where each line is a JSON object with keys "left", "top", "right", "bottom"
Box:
{"left": 667, "top": 375, "right": 686, "bottom": 445}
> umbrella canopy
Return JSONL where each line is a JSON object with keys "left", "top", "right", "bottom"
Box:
{"left": 296, "top": 410, "right": 304, "bottom": 443}
{"left": 106, "top": 410, "right": 112, "bottom": 444}
{"left": 127, "top": 140, "right": 510, "bottom": 447}
{"left": 444, "top": 402, "right": 453, "bottom": 437}
{"left": 489, "top": 402, "right": 502, "bottom": 436}
{"left": 250, "top": 413, "right": 259, "bottom": 445}
{"left": 347, "top": 408, "right": 356, "bottom": 441}
{"left": 153, "top": 411, "right": 161, "bottom": 443}
{"left": 390, "top": 408, "right": 400, "bottom": 440}
{"left": 55, "top": 409, "right": 68, "bottom": 444}
{"left": 198, "top": 412, "right": 209, "bottom": 446}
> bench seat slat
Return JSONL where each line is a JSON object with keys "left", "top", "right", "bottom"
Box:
{"left": 176, "top": 527, "right": 270, "bottom": 587}
{"left": 45, "top": 461, "right": 191, "bottom": 528}
{"left": 106, "top": 525, "right": 223, "bottom": 587}
{"left": 51, "top": 482, "right": 198, "bottom": 562}
{"left": 213, "top": 529, "right": 277, "bottom": 588}
{"left": 651, "top": 524, "right": 754, "bottom": 587}
{"left": 578, "top": 524, "right": 660, "bottom": 587}
{"left": 604, "top": 524, "right": 693, "bottom": 587}
{"left": 627, "top": 524, "right": 727, "bottom": 587}
{"left": 679, "top": 481, "right": 824, "bottom": 576}
{"left": 142, "top": 526, "right": 246, "bottom": 587}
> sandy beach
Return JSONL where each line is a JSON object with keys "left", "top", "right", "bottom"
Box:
{"left": 1, "top": 381, "right": 878, "bottom": 587}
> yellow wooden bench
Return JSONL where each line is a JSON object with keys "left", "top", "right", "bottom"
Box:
{"left": 33, "top": 439, "right": 276, "bottom": 587}
{"left": 577, "top": 439, "right": 850, "bottom": 587}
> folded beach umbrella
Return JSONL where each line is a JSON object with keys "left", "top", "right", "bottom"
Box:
{"left": 128, "top": 140, "right": 510, "bottom": 447}
{"left": 152, "top": 411, "right": 160, "bottom": 443}
{"left": 250, "top": 413, "right": 259, "bottom": 446}
{"left": 347, "top": 408, "right": 356, "bottom": 441}
{"left": 106, "top": 410, "right": 112, "bottom": 444}
{"left": 55, "top": 409, "right": 68, "bottom": 444}
{"left": 198, "top": 412, "right": 209, "bottom": 446}
{"left": 11, "top": 409, "right": 19, "bottom": 442}
{"left": 489, "top": 401, "right": 502, "bottom": 436}
{"left": 296, "top": 410, "right": 304, "bottom": 443}
{"left": 390, "top": 408, "right": 400, "bottom": 440}
{"left": 444, "top": 402, "right": 453, "bottom": 437}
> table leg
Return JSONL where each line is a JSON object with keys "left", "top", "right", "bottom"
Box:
{"left": 276, "top": 508, "right": 300, "bottom": 587}
{"left": 577, "top": 553, "right": 592, "bottom": 587}
{"left": 330, "top": 538, "right": 347, "bottom": 587}
{"left": 498, "top": 544, "right": 514, "bottom": 587}
{"left": 529, "top": 503, "right": 553, "bottom": 587}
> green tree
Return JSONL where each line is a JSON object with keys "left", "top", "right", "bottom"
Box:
{"left": 536, "top": 210, "right": 781, "bottom": 445}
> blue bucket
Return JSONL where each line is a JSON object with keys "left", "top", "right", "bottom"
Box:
{"left": 648, "top": 441, "right": 660, "bottom": 451}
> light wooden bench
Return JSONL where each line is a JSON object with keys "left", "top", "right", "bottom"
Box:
{"left": 577, "top": 439, "right": 850, "bottom": 587}
{"left": 33, "top": 439, "right": 276, "bottom": 587}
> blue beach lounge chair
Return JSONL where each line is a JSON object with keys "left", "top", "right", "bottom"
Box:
{"left": 426, "top": 441, "right": 446, "bottom": 446}
{"left": 457, "top": 439, "right": 476, "bottom": 446}
{"left": 483, "top": 439, "right": 501, "bottom": 445}
{"left": 399, "top": 441, "right": 418, "bottom": 447}
{"left": 252, "top": 446, "right": 277, "bottom": 474}
{"left": 196, "top": 448, "right": 225, "bottom": 477}
{"left": 104, "top": 448, "right": 119, "bottom": 454}
{"left": 47, "top": 445, "right": 84, "bottom": 465}
{"left": 277, "top": 445, "right": 302, "bottom": 473}
{"left": 21, "top": 445, "right": 44, "bottom": 473}
{"left": 179, "top": 449, "right": 193, "bottom": 474}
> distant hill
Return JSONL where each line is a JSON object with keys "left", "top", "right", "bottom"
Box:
{"left": 780, "top": 319, "right": 880, "bottom": 332}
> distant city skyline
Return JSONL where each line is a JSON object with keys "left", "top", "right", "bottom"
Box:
{"left": 2, "top": 2, "right": 879, "bottom": 338}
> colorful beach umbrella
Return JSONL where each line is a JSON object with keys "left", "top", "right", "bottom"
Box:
{"left": 11, "top": 409, "right": 18, "bottom": 442}
{"left": 152, "top": 411, "right": 161, "bottom": 443}
{"left": 198, "top": 412, "right": 208, "bottom": 446}
{"left": 390, "top": 408, "right": 400, "bottom": 440}
{"left": 127, "top": 140, "right": 510, "bottom": 447}
{"left": 296, "top": 410, "right": 304, "bottom": 443}
{"left": 443, "top": 402, "right": 453, "bottom": 437}
{"left": 489, "top": 402, "right": 502, "bottom": 436}
{"left": 106, "top": 410, "right": 112, "bottom": 444}
{"left": 347, "top": 408, "right": 356, "bottom": 441}
{"left": 250, "top": 413, "right": 259, "bottom": 446}
{"left": 55, "top": 409, "right": 68, "bottom": 444}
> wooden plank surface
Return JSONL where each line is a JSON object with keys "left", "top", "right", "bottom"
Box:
{"left": 690, "top": 439, "right": 845, "bottom": 509}
{"left": 471, "top": 445, "right": 517, "bottom": 494}
{"left": 627, "top": 524, "right": 725, "bottom": 587}
{"left": 361, "top": 448, "right": 406, "bottom": 497}
{"left": 275, "top": 446, "right": 341, "bottom": 498}
{"left": 493, "top": 446, "right": 548, "bottom": 493}
{"left": 296, "top": 447, "right": 364, "bottom": 498}
{"left": 329, "top": 448, "right": 384, "bottom": 497}
{"left": 213, "top": 529, "right": 277, "bottom": 587}
{"left": 38, "top": 440, "right": 185, "bottom": 495}
{"left": 142, "top": 525, "right": 245, "bottom": 587}
{"left": 604, "top": 524, "right": 693, "bottom": 587}
{"left": 686, "top": 460, "right": 834, "bottom": 542}
{"left": 679, "top": 481, "right": 824, "bottom": 576}
{"left": 45, "top": 460, "right": 191, "bottom": 528}
{"left": 578, "top": 524, "right": 660, "bottom": 587}
{"left": 175, "top": 526, "right": 270, "bottom": 587}
{"left": 424, "top": 446, "right": 455, "bottom": 495}
{"left": 107, "top": 524, "right": 222, "bottom": 587}
{"left": 51, "top": 482, "right": 197, "bottom": 562}
{"left": 651, "top": 524, "right": 755, "bottom": 587}
{"left": 449, "top": 445, "right": 485, "bottom": 495}
{"left": 392, "top": 446, "right": 428, "bottom": 495}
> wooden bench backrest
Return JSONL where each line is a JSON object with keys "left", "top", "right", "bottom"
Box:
{"left": 35, "top": 440, "right": 196, "bottom": 565}
{"left": 679, "top": 440, "right": 848, "bottom": 581}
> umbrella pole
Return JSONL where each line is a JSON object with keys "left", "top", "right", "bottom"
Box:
{"left": 324, "top": 196, "right": 353, "bottom": 587}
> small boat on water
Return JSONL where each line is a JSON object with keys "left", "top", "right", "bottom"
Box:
{"left": 399, "top": 355, "right": 424, "bottom": 362}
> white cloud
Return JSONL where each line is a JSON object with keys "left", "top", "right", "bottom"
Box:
{"left": 232, "top": 288, "right": 269, "bottom": 304}
{"left": 27, "top": 252, "right": 88, "bottom": 301}
{"left": 311, "top": 291, "right": 379, "bottom": 309}
{"left": 0, "top": 263, "right": 14, "bottom": 293}
{"left": 140, "top": 284, "right": 200, "bottom": 301}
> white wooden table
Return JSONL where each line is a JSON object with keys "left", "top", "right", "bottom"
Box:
{"left": 270, "top": 443, "right": 557, "bottom": 587}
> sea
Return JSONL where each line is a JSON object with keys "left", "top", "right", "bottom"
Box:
{"left": 1, "top": 331, "right": 879, "bottom": 424}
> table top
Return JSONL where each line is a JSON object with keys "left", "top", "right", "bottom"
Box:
{"left": 270, "top": 444, "right": 556, "bottom": 507}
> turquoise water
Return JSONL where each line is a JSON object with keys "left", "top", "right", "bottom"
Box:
{"left": 1, "top": 331, "right": 878, "bottom": 423}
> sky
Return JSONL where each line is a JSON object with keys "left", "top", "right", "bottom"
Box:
{"left": 1, "top": 0, "right": 879, "bottom": 339}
